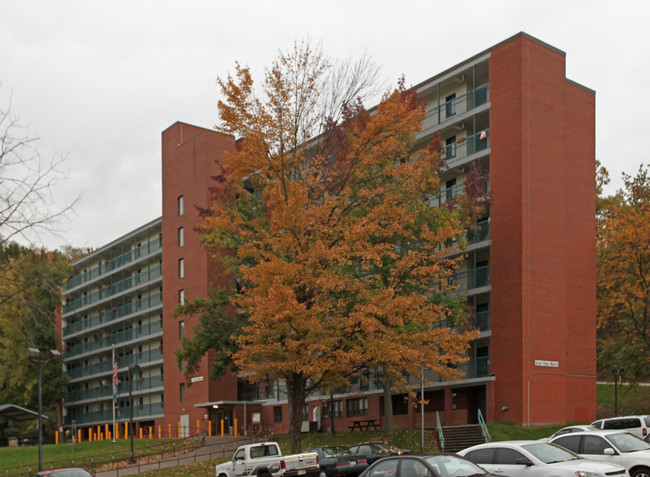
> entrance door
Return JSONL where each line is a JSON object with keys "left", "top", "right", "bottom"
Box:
{"left": 180, "top": 414, "right": 189, "bottom": 438}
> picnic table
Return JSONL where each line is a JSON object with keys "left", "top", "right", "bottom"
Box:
{"left": 348, "top": 419, "right": 378, "bottom": 431}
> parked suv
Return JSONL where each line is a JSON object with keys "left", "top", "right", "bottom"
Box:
{"left": 591, "top": 416, "right": 650, "bottom": 441}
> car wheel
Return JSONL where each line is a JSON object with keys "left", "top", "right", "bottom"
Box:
{"left": 632, "top": 468, "right": 650, "bottom": 477}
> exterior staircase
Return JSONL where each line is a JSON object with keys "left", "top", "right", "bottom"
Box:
{"left": 439, "top": 424, "right": 486, "bottom": 453}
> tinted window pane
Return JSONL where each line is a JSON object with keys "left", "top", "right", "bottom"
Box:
{"left": 466, "top": 448, "right": 495, "bottom": 464}
{"left": 497, "top": 448, "right": 526, "bottom": 465}
{"left": 553, "top": 435, "right": 581, "bottom": 453}
{"left": 400, "top": 460, "right": 431, "bottom": 477}
{"left": 369, "top": 459, "right": 398, "bottom": 477}
{"left": 583, "top": 436, "right": 610, "bottom": 454}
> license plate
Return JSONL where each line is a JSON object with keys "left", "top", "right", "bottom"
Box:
{"left": 299, "top": 471, "right": 306, "bottom": 475}
{"left": 350, "top": 461, "right": 356, "bottom": 466}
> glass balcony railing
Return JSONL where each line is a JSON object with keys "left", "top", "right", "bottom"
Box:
{"left": 64, "top": 292, "right": 163, "bottom": 340}
{"left": 422, "top": 84, "right": 489, "bottom": 132}
{"left": 443, "top": 129, "right": 490, "bottom": 163}
{"left": 467, "top": 219, "right": 490, "bottom": 245}
{"left": 63, "top": 402, "right": 164, "bottom": 426}
{"left": 474, "top": 310, "right": 490, "bottom": 331}
{"left": 423, "top": 356, "right": 490, "bottom": 383}
{"left": 63, "top": 265, "right": 162, "bottom": 315}
{"left": 66, "top": 237, "right": 162, "bottom": 290}
{"left": 448, "top": 265, "right": 490, "bottom": 293}
{"left": 66, "top": 375, "right": 164, "bottom": 403}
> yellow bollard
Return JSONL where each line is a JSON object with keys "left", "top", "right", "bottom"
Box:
{"left": 234, "top": 418, "right": 238, "bottom": 437}
{"left": 108, "top": 431, "right": 111, "bottom": 440}
{"left": 97, "top": 426, "right": 100, "bottom": 440}
{"left": 177, "top": 421, "right": 181, "bottom": 438}
{"left": 208, "top": 420, "right": 212, "bottom": 436}
{"left": 197, "top": 420, "right": 200, "bottom": 436}
{"left": 220, "top": 419, "right": 224, "bottom": 437}
{"left": 158, "top": 425, "right": 161, "bottom": 439}
{"left": 55, "top": 431, "right": 59, "bottom": 444}
{"left": 168, "top": 423, "right": 171, "bottom": 438}
{"left": 78, "top": 429, "right": 82, "bottom": 443}
{"left": 139, "top": 427, "right": 143, "bottom": 439}
{"left": 125, "top": 422, "right": 129, "bottom": 439}
{"left": 89, "top": 428, "right": 92, "bottom": 442}
{"left": 149, "top": 426, "right": 152, "bottom": 439}
{"left": 116, "top": 424, "right": 119, "bottom": 440}
{"left": 105, "top": 424, "right": 109, "bottom": 440}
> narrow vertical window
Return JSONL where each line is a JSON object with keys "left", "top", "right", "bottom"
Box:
{"left": 179, "top": 383, "right": 185, "bottom": 403}
{"left": 178, "top": 258, "right": 185, "bottom": 278}
{"left": 179, "top": 320, "right": 185, "bottom": 340}
{"left": 178, "top": 195, "right": 184, "bottom": 216}
{"left": 178, "top": 227, "right": 184, "bottom": 247}
{"left": 179, "top": 289, "right": 185, "bottom": 304}
{"left": 445, "top": 93, "right": 456, "bottom": 117}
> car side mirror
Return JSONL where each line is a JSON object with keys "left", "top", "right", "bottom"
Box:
{"left": 604, "top": 448, "right": 616, "bottom": 456}
{"left": 516, "top": 458, "right": 534, "bottom": 466}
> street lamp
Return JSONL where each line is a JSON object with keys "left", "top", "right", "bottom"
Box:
{"left": 28, "top": 347, "right": 61, "bottom": 472}
{"left": 128, "top": 364, "right": 140, "bottom": 464}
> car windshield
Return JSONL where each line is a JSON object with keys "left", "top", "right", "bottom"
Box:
{"left": 374, "top": 444, "right": 392, "bottom": 452}
{"left": 425, "top": 455, "right": 487, "bottom": 477}
{"left": 322, "top": 446, "right": 351, "bottom": 457}
{"left": 607, "top": 433, "right": 650, "bottom": 452}
{"left": 522, "top": 443, "right": 580, "bottom": 463}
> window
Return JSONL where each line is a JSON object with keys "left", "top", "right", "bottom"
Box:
{"left": 179, "top": 320, "right": 185, "bottom": 340}
{"left": 445, "top": 136, "right": 456, "bottom": 159}
{"left": 179, "top": 383, "right": 185, "bottom": 403}
{"left": 325, "top": 400, "right": 342, "bottom": 418}
{"left": 178, "top": 258, "right": 184, "bottom": 278}
{"left": 582, "top": 436, "right": 610, "bottom": 455}
{"left": 553, "top": 435, "right": 581, "bottom": 453}
{"left": 178, "top": 227, "right": 184, "bottom": 247}
{"left": 179, "top": 289, "right": 185, "bottom": 304}
{"left": 445, "top": 93, "right": 456, "bottom": 117}
{"left": 178, "top": 195, "right": 184, "bottom": 216}
{"left": 465, "top": 448, "right": 495, "bottom": 464}
{"left": 445, "top": 178, "right": 457, "bottom": 201}
{"left": 496, "top": 448, "right": 526, "bottom": 465}
{"left": 346, "top": 397, "right": 368, "bottom": 417}
{"left": 368, "top": 459, "right": 399, "bottom": 477}
{"left": 273, "top": 406, "right": 282, "bottom": 423}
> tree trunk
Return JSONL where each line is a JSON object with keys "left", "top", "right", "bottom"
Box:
{"left": 286, "top": 372, "right": 308, "bottom": 453}
{"left": 382, "top": 379, "right": 394, "bottom": 439}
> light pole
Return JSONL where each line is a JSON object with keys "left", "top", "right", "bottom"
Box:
{"left": 128, "top": 364, "right": 140, "bottom": 464}
{"left": 27, "top": 347, "right": 61, "bottom": 472}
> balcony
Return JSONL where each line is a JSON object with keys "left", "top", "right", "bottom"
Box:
{"left": 421, "top": 84, "right": 489, "bottom": 133}
{"left": 423, "top": 356, "right": 490, "bottom": 383}
{"left": 467, "top": 219, "right": 490, "bottom": 246}
{"left": 63, "top": 402, "right": 164, "bottom": 426}
{"left": 474, "top": 310, "right": 490, "bottom": 332}
{"left": 449, "top": 265, "right": 490, "bottom": 293}
{"left": 66, "top": 375, "right": 164, "bottom": 404}
{"left": 443, "top": 129, "right": 490, "bottom": 164}
{"left": 63, "top": 265, "right": 162, "bottom": 315}
{"left": 66, "top": 237, "right": 162, "bottom": 290}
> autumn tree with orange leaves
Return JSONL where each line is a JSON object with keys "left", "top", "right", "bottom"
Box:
{"left": 179, "top": 43, "right": 484, "bottom": 452}
{"left": 597, "top": 164, "right": 650, "bottom": 383}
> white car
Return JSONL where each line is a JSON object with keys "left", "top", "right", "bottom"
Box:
{"left": 538, "top": 426, "right": 599, "bottom": 443}
{"left": 459, "top": 440, "right": 629, "bottom": 477}
{"left": 590, "top": 417, "right": 650, "bottom": 442}
{"left": 550, "top": 430, "right": 650, "bottom": 477}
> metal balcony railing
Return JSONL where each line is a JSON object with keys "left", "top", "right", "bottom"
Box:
{"left": 63, "top": 402, "right": 164, "bottom": 426}
{"left": 449, "top": 265, "right": 490, "bottom": 292}
{"left": 422, "top": 84, "right": 489, "bottom": 132}
{"left": 443, "top": 129, "right": 490, "bottom": 163}
{"left": 66, "top": 237, "right": 162, "bottom": 290}
{"left": 63, "top": 265, "right": 162, "bottom": 315}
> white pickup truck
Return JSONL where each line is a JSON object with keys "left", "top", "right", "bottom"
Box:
{"left": 216, "top": 442, "right": 320, "bottom": 477}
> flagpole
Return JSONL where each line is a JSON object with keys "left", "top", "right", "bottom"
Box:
{"left": 112, "top": 344, "right": 116, "bottom": 443}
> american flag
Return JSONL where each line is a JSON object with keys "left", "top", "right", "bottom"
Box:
{"left": 112, "top": 358, "right": 118, "bottom": 398}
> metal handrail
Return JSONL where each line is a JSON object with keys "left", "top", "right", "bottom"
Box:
{"left": 478, "top": 409, "right": 491, "bottom": 442}
{"left": 436, "top": 411, "right": 445, "bottom": 451}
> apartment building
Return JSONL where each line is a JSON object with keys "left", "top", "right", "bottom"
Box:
{"left": 61, "top": 32, "right": 596, "bottom": 434}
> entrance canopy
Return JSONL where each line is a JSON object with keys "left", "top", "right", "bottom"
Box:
{"left": 0, "top": 404, "right": 47, "bottom": 421}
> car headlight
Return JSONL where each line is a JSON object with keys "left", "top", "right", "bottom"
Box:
{"left": 575, "top": 471, "right": 605, "bottom": 477}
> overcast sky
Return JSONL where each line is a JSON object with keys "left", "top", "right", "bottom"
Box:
{"left": 1, "top": 0, "right": 648, "bottom": 250}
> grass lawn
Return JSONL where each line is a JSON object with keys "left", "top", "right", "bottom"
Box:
{"left": 0, "top": 438, "right": 181, "bottom": 474}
